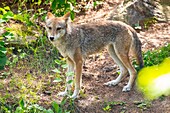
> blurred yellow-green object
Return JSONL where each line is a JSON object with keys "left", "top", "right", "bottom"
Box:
{"left": 137, "top": 57, "right": 170, "bottom": 100}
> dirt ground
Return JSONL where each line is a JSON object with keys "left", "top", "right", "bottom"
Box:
{"left": 1, "top": 0, "right": 170, "bottom": 113}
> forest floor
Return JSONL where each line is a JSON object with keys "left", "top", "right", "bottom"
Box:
{"left": 1, "top": 0, "right": 170, "bottom": 113}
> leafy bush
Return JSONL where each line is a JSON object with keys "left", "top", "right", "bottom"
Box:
{"left": 133, "top": 43, "right": 170, "bottom": 71}
{"left": 143, "top": 44, "right": 170, "bottom": 66}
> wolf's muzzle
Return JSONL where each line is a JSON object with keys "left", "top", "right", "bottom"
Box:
{"left": 50, "top": 36, "right": 54, "bottom": 41}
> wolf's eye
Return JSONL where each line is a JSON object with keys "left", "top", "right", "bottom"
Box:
{"left": 48, "top": 27, "right": 52, "bottom": 30}
{"left": 56, "top": 27, "right": 62, "bottom": 31}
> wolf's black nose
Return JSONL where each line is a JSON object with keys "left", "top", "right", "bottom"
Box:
{"left": 50, "top": 36, "right": 54, "bottom": 41}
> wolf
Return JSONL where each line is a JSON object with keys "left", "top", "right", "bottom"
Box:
{"left": 45, "top": 12, "right": 144, "bottom": 99}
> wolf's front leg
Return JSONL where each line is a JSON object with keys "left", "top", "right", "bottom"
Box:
{"left": 70, "top": 53, "right": 83, "bottom": 99}
{"left": 58, "top": 58, "right": 74, "bottom": 96}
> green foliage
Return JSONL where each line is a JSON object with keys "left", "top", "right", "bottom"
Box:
{"left": 143, "top": 17, "right": 157, "bottom": 29}
{"left": 134, "top": 100, "right": 151, "bottom": 110}
{"left": 51, "top": 99, "right": 73, "bottom": 113}
{"left": 0, "top": 6, "right": 13, "bottom": 70}
{"left": 14, "top": 99, "right": 50, "bottom": 113}
{"left": 0, "top": 4, "right": 58, "bottom": 72}
{"left": 51, "top": 0, "right": 76, "bottom": 20}
{"left": 143, "top": 44, "right": 170, "bottom": 66}
{"left": 103, "top": 101, "right": 126, "bottom": 112}
{"left": 0, "top": 98, "right": 76, "bottom": 113}
{"left": 0, "top": 6, "right": 13, "bottom": 23}
{"left": 133, "top": 43, "right": 170, "bottom": 70}
{"left": 0, "top": 41, "right": 7, "bottom": 70}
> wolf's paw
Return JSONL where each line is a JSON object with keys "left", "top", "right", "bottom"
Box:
{"left": 57, "top": 91, "right": 68, "bottom": 97}
{"left": 122, "top": 85, "right": 131, "bottom": 92}
{"left": 69, "top": 94, "right": 78, "bottom": 99}
{"left": 104, "top": 80, "right": 119, "bottom": 86}
{"left": 69, "top": 89, "right": 79, "bottom": 99}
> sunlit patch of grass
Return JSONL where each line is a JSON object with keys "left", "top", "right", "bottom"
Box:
{"left": 0, "top": 56, "right": 68, "bottom": 107}
{"left": 1, "top": 72, "right": 42, "bottom": 104}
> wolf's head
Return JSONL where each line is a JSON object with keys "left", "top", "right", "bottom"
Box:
{"left": 45, "top": 12, "right": 71, "bottom": 41}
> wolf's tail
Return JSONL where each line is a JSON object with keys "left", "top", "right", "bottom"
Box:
{"left": 131, "top": 29, "right": 144, "bottom": 69}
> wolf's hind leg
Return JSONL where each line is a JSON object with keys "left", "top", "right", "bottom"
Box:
{"left": 113, "top": 42, "right": 137, "bottom": 92}
{"left": 58, "top": 58, "right": 74, "bottom": 96}
{"left": 104, "top": 44, "right": 128, "bottom": 86}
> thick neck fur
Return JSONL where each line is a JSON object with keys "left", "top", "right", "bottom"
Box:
{"left": 52, "top": 23, "right": 80, "bottom": 57}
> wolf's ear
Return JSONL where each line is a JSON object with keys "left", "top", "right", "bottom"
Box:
{"left": 63, "top": 12, "right": 70, "bottom": 22}
{"left": 46, "top": 12, "right": 55, "bottom": 20}
{"left": 63, "top": 12, "right": 71, "bottom": 34}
